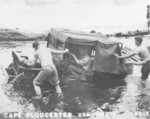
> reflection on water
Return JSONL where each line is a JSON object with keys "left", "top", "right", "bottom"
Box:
{"left": 0, "top": 41, "right": 150, "bottom": 119}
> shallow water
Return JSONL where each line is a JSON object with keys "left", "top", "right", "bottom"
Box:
{"left": 0, "top": 40, "right": 150, "bottom": 119}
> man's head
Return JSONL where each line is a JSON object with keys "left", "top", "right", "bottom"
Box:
{"left": 32, "top": 41, "right": 40, "bottom": 50}
{"left": 134, "top": 36, "right": 143, "bottom": 46}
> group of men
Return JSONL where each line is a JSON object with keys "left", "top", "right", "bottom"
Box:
{"left": 20, "top": 36, "right": 150, "bottom": 99}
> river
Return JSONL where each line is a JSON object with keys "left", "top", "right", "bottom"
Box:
{"left": 0, "top": 38, "right": 149, "bottom": 119}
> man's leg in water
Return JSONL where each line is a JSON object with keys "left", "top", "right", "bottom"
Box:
{"left": 50, "top": 66, "right": 62, "bottom": 94}
{"left": 33, "top": 81, "right": 42, "bottom": 95}
{"left": 33, "top": 80, "right": 42, "bottom": 99}
{"left": 33, "top": 69, "right": 48, "bottom": 99}
{"left": 141, "top": 63, "right": 150, "bottom": 80}
{"left": 55, "top": 84, "right": 62, "bottom": 94}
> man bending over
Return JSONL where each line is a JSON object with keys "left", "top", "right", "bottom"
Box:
{"left": 24, "top": 41, "right": 69, "bottom": 99}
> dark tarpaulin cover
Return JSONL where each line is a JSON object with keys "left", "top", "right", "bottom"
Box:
{"left": 93, "top": 42, "right": 124, "bottom": 74}
{"left": 50, "top": 28, "right": 107, "bottom": 45}
{"left": 66, "top": 37, "right": 96, "bottom": 46}
{"left": 48, "top": 28, "right": 128, "bottom": 75}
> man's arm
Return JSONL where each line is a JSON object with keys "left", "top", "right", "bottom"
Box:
{"left": 71, "top": 54, "right": 80, "bottom": 64}
{"left": 51, "top": 49, "right": 69, "bottom": 54}
{"left": 24, "top": 53, "right": 38, "bottom": 66}
{"left": 71, "top": 54, "right": 90, "bottom": 65}
{"left": 126, "top": 58, "right": 150, "bottom": 65}
{"left": 115, "top": 51, "right": 136, "bottom": 59}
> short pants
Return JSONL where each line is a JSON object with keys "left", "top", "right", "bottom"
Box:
{"left": 34, "top": 65, "right": 59, "bottom": 86}
{"left": 141, "top": 61, "right": 150, "bottom": 80}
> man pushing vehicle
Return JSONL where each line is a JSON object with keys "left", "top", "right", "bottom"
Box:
{"left": 23, "top": 41, "right": 69, "bottom": 99}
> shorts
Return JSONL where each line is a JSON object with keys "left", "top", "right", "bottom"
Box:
{"left": 141, "top": 61, "right": 150, "bottom": 80}
{"left": 34, "top": 65, "right": 59, "bottom": 86}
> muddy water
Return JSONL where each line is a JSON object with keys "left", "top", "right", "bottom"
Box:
{"left": 0, "top": 39, "right": 149, "bottom": 119}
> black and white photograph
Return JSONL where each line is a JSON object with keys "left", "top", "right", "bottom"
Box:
{"left": 0, "top": 0, "right": 149, "bottom": 119}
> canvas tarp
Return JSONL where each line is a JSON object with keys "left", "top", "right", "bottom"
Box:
{"left": 50, "top": 28, "right": 109, "bottom": 46}
{"left": 48, "top": 28, "right": 128, "bottom": 75}
{"left": 93, "top": 42, "right": 125, "bottom": 74}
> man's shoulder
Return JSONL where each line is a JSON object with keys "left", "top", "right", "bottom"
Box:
{"left": 81, "top": 55, "right": 91, "bottom": 62}
{"left": 134, "top": 46, "right": 144, "bottom": 53}
{"left": 34, "top": 50, "right": 39, "bottom": 56}
{"left": 84, "top": 55, "right": 91, "bottom": 59}
{"left": 44, "top": 47, "right": 51, "bottom": 51}
{"left": 35, "top": 48, "right": 44, "bottom": 54}
{"left": 39, "top": 47, "right": 50, "bottom": 51}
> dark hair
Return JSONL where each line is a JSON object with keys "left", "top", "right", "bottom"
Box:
{"left": 32, "top": 41, "right": 39, "bottom": 48}
{"left": 135, "top": 36, "right": 143, "bottom": 44}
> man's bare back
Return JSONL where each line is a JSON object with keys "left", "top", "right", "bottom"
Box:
{"left": 35, "top": 47, "right": 53, "bottom": 67}
{"left": 23, "top": 41, "right": 69, "bottom": 98}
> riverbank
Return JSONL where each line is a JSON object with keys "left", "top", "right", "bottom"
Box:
{"left": 0, "top": 28, "right": 45, "bottom": 41}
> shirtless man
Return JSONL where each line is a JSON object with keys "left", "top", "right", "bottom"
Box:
{"left": 115, "top": 36, "right": 149, "bottom": 80}
{"left": 125, "top": 46, "right": 150, "bottom": 79}
{"left": 24, "top": 41, "right": 69, "bottom": 99}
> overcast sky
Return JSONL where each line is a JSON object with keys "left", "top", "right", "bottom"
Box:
{"left": 0, "top": 0, "right": 149, "bottom": 33}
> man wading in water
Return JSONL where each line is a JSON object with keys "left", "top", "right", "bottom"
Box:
{"left": 125, "top": 46, "right": 150, "bottom": 79}
{"left": 24, "top": 41, "right": 69, "bottom": 99}
{"left": 115, "top": 36, "right": 150, "bottom": 81}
